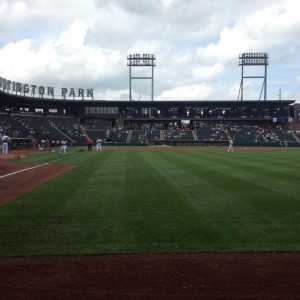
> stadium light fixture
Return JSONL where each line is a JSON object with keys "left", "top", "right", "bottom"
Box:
{"left": 127, "top": 53, "right": 156, "bottom": 101}
{"left": 238, "top": 52, "right": 269, "bottom": 101}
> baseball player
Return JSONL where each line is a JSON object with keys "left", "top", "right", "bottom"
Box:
{"left": 1, "top": 134, "right": 11, "bottom": 155}
{"left": 59, "top": 139, "right": 67, "bottom": 154}
{"left": 96, "top": 138, "right": 102, "bottom": 151}
{"left": 228, "top": 138, "right": 234, "bottom": 152}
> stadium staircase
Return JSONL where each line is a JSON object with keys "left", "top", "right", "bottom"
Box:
{"left": 160, "top": 131, "right": 164, "bottom": 140}
{"left": 47, "top": 120, "right": 73, "bottom": 142}
{"left": 192, "top": 130, "right": 198, "bottom": 141}
{"left": 292, "top": 131, "right": 300, "bottom": 143}
{"left": 126, "top": 130, "right": 132, "bottom": 143}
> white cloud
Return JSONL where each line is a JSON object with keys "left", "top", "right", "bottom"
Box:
{"left": 95, "top": 88, "right": 129, "bottom": 100}
{"left": 0, "top": 20, "right": 123, "bottom": 87}
{"left": 159, "top": 84, "right": 213, "bottom": 100}
{"left": 12, "top": 1, "right": 26, "bottom": 14}
{"left": 192, "top": 63, "right": 224, "bottom": 80}
{"left": 162, "top": 0, "right": 174, "bottom": 8}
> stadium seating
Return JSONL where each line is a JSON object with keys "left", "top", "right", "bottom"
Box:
{"left": 130, "top": 130, "right": 160, "bottom": 143}
{"left": 1, "top": 111, "right": 300, "bottom": 147}
{"left": 196, "top": 126, "right": 228, "bottom": 142}
{"left": 107, "top": 129, "right": 129, "bottom": 143}
{"left": 12, "top": 114, "right": 56, "bottom": 141}
{"left": 262, "top": 127, "right": 298, "bottom": 146}
{"left": 83, "top": 120, "right": 109, "bottom": 130}
{"left": 162, "top": 130, "right": 195, "bottom": 141}
{"left": 0, "top": 112, "right": 27, "bottom": 137}
{"left": 228, "top": 124, "right": 259, "bottom": 146}
{"left": 85, "top": 129, "right": 107, "bottom": 143}
{"left": 48, "top": 116, "right": 87, "bottom": 145}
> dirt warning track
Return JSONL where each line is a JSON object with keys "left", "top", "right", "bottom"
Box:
{"left": 1, "top": 252, "right": 300, "bottom": 299}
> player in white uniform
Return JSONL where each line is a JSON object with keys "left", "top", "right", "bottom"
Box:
{"left": 228, "top": 139, "right": 234, "bottom": 152}
{"left": 96, "top": 138, "right": 102, "bottom": 151}
{"left": 59, "top": 139, "right": 67, "bottom": 154}
{"left": 1, "top": 134, "right": 11, "bottom": 155}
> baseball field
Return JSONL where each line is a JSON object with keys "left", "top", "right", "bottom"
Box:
{"left": 1, "top": 146, "right": 300, "bottom": 299}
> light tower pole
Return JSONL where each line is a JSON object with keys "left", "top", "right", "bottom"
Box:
{"left": 237, "top": 52, "right": 269, "bottom": 101}
{"left": 127, "top": 53, "right": 156, "bottom": 101}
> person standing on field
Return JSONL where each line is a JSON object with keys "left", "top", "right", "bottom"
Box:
{"left": 96, "top": 138, "right": 102, "bottom": 151}
{"left": 1, "top": 134, "right": 11, "bottom": 155}
{"left": 59, "top": 139, "right": 67, "bottom": 154}
{"left": 228, "top": 138, "right": 234, "bottom": 152}
{"left": 87, "top": 137, "right": 93, "bottom": 152}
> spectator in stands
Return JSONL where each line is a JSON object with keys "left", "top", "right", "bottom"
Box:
{"left": 228, "top": 138, "right": 234, "bottom": 153}
{"left": 1, "top": 133, "right": 11, "bottom": 155}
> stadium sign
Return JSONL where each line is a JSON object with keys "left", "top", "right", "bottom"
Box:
{"left": 0, "top": 76, "right": 93, "bottom": 100}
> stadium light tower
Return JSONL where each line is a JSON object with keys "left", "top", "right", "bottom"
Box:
{"left": 237, "top": 52, "right": 269, "bottom": 101}
{"left": 127, "top": 53, "right": 156, "bottom": 101}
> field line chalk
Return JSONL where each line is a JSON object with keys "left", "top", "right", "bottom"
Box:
{"left": 0, "top": 151, "right": 85, "bottom": 180}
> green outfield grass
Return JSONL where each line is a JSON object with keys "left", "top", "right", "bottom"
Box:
{"left": 0, "top": 147, "right": 300, "bottom": 256}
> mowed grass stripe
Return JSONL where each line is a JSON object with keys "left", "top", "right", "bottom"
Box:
{"left": 165, "top": 150, "right": 300, "bottom": 200}
{"left": 158, "top": 150, "right": 299, "bottom": 215}
{"left": 0, "top": 151, "right": 199, "bottom": 255}
{"left": 202, "top": 151, "right": 298, "bottom": 201}
{"left": 144, "top": 151, "right": 300, "bottom": 250}
{"left": 122, "top": 151, "right": 204, "bottom": 253}
{"left": 0, "top": 148, "right": 299, "bottom": 255}
{"left": 0, "top": 151, "right": 117, "bottom": 255}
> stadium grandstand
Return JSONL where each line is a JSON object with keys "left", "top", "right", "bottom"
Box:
{"left": 1, "top": 87, "right": 299, "bottom": 149}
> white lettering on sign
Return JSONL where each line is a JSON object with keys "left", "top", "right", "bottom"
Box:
{"left": 0, "top": 76, "right": 94, "bottom": 100}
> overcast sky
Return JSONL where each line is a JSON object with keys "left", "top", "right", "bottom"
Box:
{"left": 0, "top": 0, "right": 299, "bottom": 102}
